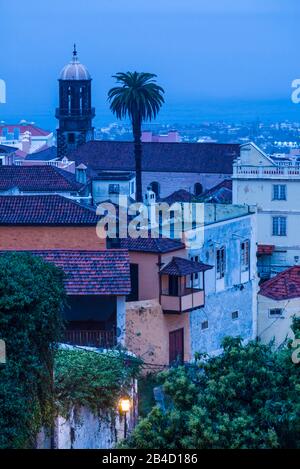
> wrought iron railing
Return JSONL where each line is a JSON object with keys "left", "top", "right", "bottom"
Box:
{"left": 64, "top": 329, "right": 116, "bottom": 348}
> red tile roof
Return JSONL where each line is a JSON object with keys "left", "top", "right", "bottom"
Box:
{"left": 159, "top": 189, "right": 193, "bottom": 204}
{"left": 259, "top": 266, "right": 300, "bottom": 300}
{"left": 257, "top": 244, "right": 275, "bottom": 256}
{"left": 120, "top": 237, "right": 185, "bottom": 253}
{"left": 0, "top": 124, "right": 51, "bottom": 137}
{"left": 0, "top": 195, "right": 99, "bottom": 225}
{"left": 71, "top": 141, "right": 240, "bottom": 174}
{"left": 160, "top": 256, "right": 213, "bottom": 276}
{"left": 197, "top": 179, "right": 232, "bottom": 203}
{"left": 0, "top": 165, "right": 83, "bottom": 192}
{"left": 16, "top": 250, "right": 131, "bottom": 296}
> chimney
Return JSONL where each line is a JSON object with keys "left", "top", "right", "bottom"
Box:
{"left": 144, "top": 185, "right": 156, "bottom": 206}
{"left": 75, "top": 163, "right": 87, "bottom": 184}
{"left": 22, "top": 131, "right": 31, "bottom": 154}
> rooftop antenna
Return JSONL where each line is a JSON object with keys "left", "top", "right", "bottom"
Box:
{"left": 72, "top": 43, "right": 78, "bottom": 62}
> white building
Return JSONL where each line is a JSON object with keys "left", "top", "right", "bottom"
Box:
{"left": 183, "top": 203, "right": 258, "bottom": 355}
{"left": 92, "top": 171, "right": 136, "bottom": 205}
{"left": 232, "top": 142, "right": 300, "bottom": 278}
{"left": 258, "top": 266, "right": 300, "bottom": 347}
{"left": 0, "top": 122, "right": 54, "bottom": 154}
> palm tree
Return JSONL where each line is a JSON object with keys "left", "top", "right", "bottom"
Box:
{"left": 108, "top": 72, "right": 165, "bottom": 202}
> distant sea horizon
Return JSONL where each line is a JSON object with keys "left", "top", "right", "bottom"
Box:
{"left": 1, "top": 98, "right": 299, "bottom": 133}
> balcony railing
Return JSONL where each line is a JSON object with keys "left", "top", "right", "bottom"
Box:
{"left": 161, "top": 288, "right": 204, "bottom": 313}
{"left": 55, "top": 107, "right": 95, "bottom": 119}
{"left": 233, "top": 164, "right": 300, "bottom": 179}
{"left": 64, "top": 329, "right": 116, "bottom": 348}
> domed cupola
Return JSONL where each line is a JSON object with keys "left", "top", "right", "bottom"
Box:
{"left": 59, "top": 45, "right": 91, "bottom": 81}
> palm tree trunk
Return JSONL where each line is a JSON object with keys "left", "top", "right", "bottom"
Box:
{"left": 133, "top": 119, "right": 143, "bottom": 202}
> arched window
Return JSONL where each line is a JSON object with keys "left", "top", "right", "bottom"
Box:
{"left": 194, "top": 183, "right": 203, "bottom": 196}
{"left": 150, "top": 181, "right": 160, "bottom": 197}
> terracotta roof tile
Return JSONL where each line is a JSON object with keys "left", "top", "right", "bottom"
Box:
{"left": 18, "top": 250, "right": 131, "bottom": 295}
{"left": 70, "top": 141, "right": 240, "bottom": 174}
{"left": 0, "top": 124, "right": 51, "bottom": 137}
{"left": 120, "top": 237, "right": 185, "bottom": 253}
{"left": 257, "top": 244, "right": 275, "bottom": 256}
{"left": 160, "top": 256, "right": 213, "bottom": 276}
{"left": 259, "top": 266, "right": 300, "bottom": 300}
{"left": 0, "top": 165, "right": 82, "bottom": 192}
{"left": 0, "top": 194, "right": 99, "bottom": 225}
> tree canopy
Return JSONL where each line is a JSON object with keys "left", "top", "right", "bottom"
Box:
{"left": 123, "top": 322, "right": 300, "bottom": 449}
{"left": 0, "top": 252, "right": 65, "bottom": 449}
{"left": 108, "top": 71, "right": 164, "bottom": 201}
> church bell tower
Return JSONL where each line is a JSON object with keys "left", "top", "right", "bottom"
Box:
{"left": 56, "top": 45, "right": 95, "bottom": 158}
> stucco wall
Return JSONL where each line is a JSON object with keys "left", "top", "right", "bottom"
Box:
{"left": 128, "top": 248, "right": 186, "bottom": 301}
{"left": 142, "top": 172, "right": 231, "bottom": 199}
{"left": 37, "top": 394, "right": 137, "bottom": 449}
{"left": 0, "top": 226, "right": 105, "bottom": 250}
{"left": 258, "top": 294, "right": 300, "bottom": 347}
{"left": 232, "top": 142, "right": 300, "bottom": 266}
{"left": 125, "top": 299, "right": 191, "bottom": 366}
{"left": 188, "top": 213, "right": 258, "bottom": 355}
{"left": 190, "top": 281, "right": 255, "bottom": 356}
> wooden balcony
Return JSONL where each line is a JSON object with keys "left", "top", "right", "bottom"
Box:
{"left": 161, "top": 287, "right": 204, "bottom": 314}
{"left": 64, "top": 329, "right": 116, "bottom": 348}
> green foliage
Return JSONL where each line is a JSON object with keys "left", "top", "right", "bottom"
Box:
{"left": 138, "top": 373, "right": 160, "bottom": 418}
{"left": 124, "top": 336, "right": 300, "bottom": 449}
{"left": 108, "top": 72, "right": 165, "bottom": 124}
{"left": 108, "top": 71, "right": 164, "bottom": 201}
{"left": 55, "top": 348, "right": 142, "bottom": 417}
{"left": 0, "top": 252, "right": 65, "bottom": 449}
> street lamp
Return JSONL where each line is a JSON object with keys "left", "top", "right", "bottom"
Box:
{"left": 119, "top": 397, "right": 131, "bottom": 439}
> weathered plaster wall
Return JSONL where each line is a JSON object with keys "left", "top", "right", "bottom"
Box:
{"left": 0, "top": 226, "right": 105, "bottom": 250}
{"left": 125, "top": 299, "right": 191, "bottom": 366}
{"left": 258, "top": 295, "right": 300, "bottom": 347}
{"left": 37, "top": 381, "right": 138, "bottom": 449}
{"left": 190, "top": 281, "right": 255, "bottom": 356}
{"left": 128, "top": 248, "right": 186, "bottom": 301}
{"left": 188, "top": 213, "right": 258, "bottom": 355}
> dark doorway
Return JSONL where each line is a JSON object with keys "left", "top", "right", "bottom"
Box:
{"left": 168, "top": 275, "right": 179, "bottom": 296}
{"left": 169, "top": 328, "right": 184, "bottom": 364}
{"left": 127, "top": 263, "right": 139, "bottom": 301}
{"left": 194, "top": 183, "right": 203, "bottom": 196}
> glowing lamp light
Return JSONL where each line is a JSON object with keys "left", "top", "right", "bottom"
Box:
{"left": 119, "top": 398, "right": 131, "bottom": 413}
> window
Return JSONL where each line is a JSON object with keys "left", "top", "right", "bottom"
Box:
{"left": 13, "top": 128, "right": 20, "bottom": 140}
{"left": 269, "top": 308, "right": 283, "bottom": 317}
{"left": 241, "top": 240, "right": 250, "bottom": 272}
{"left": 169, "top": 328, "right": 184, "bottom": 364}
{"left": 194, "top": 183, "right": 203, "bottom": 196}
{"left": 201, "top": 320, "right": 209, "bottom": 330}
{"left": 216, "top": 247, "right": 226, "bottom": 279}
{"left": 232, "top": 311, "right": 239, "bottom": 320}
{"left": 273, "top": 185, "right": 286, "bottom": 201}
{"left": 168, "top": 276, "right": 179, "bottom": 296}
{"left": 272, "top": 217, "right": 287, "bottom": 236}
{"left": 130, "top": 181, "right": 135, "bottom": 195}
{"left": 68, "top": 133, "right": 75, "bottom": 144}
{"left": 191, "top": 255, "right": 199, "bottom": 279}
{"left": 150, "top": 181, "right": 160, "bottom": 197}
{"left": 108, "top": 184, "right": 120, "bottom": 194}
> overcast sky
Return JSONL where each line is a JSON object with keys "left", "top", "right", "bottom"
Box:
{"left": 1, "top": 0, "right": 299, "bottom": 126}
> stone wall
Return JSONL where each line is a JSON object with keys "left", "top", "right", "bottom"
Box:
{"left": 142, "top": 172, "right": 231, "bottom": 199}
